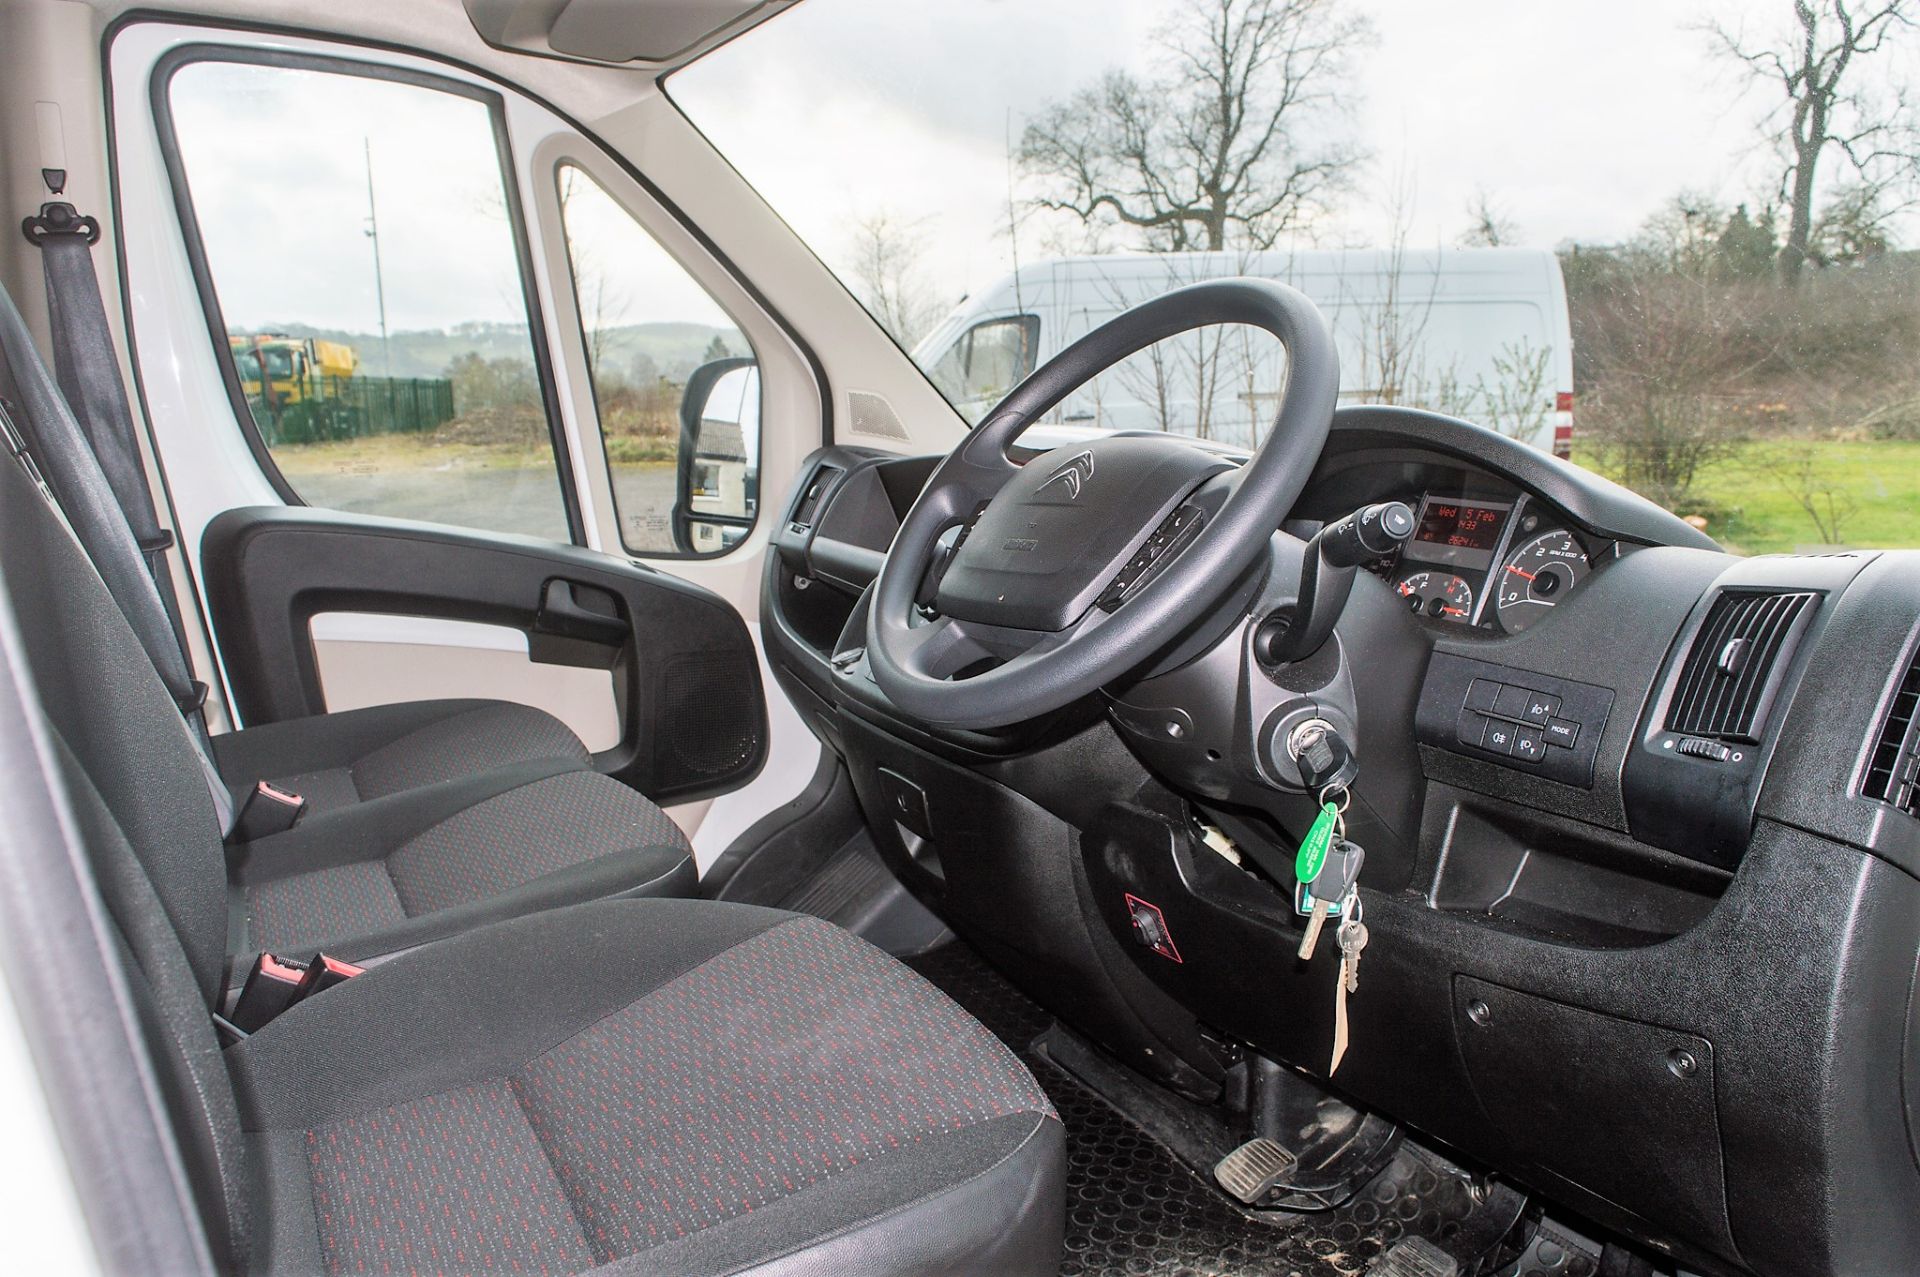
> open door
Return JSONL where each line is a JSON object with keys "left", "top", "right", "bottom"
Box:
{"left": 104, "top": 20, "right": 825, "bottom": 828}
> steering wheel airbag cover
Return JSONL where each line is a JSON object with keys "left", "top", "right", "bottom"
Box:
{"left": 938, "top": 437, "right": 1231, "bottom": 632}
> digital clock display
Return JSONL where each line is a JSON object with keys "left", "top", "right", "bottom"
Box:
{"left": 1406, "top": 497, "right": 1512, "bottom": 571}
{"left": 1414, "top": 501, "right": 1505, "bottom": 551}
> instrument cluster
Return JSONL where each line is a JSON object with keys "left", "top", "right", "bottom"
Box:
{"left": 1364, "top": 492, "right": 1602, "bottom": 635}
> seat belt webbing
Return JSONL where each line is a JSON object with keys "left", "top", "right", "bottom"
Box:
{"left": 0, "top": 254, "right": 235, "bottom": 834}
{"left": 26, "top": 199, "right": 201, "bottom": 694}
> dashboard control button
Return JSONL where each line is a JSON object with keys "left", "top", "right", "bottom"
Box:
{"left": 1544, "top": 718, "right": 1580, "bottom": 749}
{"left": 1481, "top": 718, "right": 1517, "bottom": 755}
{"left": 1513, "top": 723, "right": 1546, "bottom": 762}
{"left": 1465, "top": 679, "right": 1503, "bottom": 712}
{"left": 1677, "top": 736, "right": 1733, "bottom": 762}
{"left": 1492, "top": 684, "right": 1534, "bottom": 720}
{"left": 1521, "top": 692, "right": 1560, "bottom": 725}
{"left": 1458, "top": 710, "right": 1490, "bottom": 747}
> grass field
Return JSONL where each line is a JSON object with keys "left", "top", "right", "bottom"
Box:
{"left": 1579, "top": 439, "right": 1920, "bottom": 556}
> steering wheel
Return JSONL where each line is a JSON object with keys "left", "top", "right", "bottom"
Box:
{"left": 867, "top": 278, "right": 1338, "bottom": 730}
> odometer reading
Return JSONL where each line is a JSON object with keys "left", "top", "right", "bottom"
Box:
{"left": 1496, "top": 530, "right": 1591, "bottom": 633}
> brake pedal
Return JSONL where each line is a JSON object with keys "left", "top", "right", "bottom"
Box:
{"left": 1368, "top": 1236, "right": 1459, "bottom": 1277}
{"left": 1211, "top": 1137, "right": 1297, "bottom": 1206}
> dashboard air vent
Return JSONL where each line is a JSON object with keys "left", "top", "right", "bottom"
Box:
{"left": 1665, "top": 590, "right": 1817, "bottom": 743}
{"left": 790, "top": 464, "right": 842, "bottom": 528}
{"left": 1863, "top": 644, "right": 1920, "bottom": 816}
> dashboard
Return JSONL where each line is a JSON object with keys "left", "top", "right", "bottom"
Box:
{"left": 759, "top": 405, "right": 1920, "bottom": 1277}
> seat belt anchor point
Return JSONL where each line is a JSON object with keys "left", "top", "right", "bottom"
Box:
{"left": 21, "top": 201, "right": 100, "bottom": 247}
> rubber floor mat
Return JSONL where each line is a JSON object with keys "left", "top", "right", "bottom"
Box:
{"left": 908, "top": 943, "right": 1506, "bottom": 1277}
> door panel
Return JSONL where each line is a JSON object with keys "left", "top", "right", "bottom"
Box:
{"left": 310, "top": 613, "right": 622, "bottom": 752}
{"left": 204, "top": 506, "right": 767, "bottom": 805}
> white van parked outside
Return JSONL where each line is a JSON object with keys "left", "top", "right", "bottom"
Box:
{"left": 914, "top": 249, "right": 1576, "bottom": 455}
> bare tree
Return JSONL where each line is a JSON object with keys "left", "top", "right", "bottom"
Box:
{"left": 846, "top": 211, "right": 946, "bottom": 348}
{"left": 1347, "top": 174, "right": 1443, "bottom": 407}
{"left": 1580, "top": 263, "right": 1756, "bottom": 507}
{"left": 557, "top": 168, "right": 629, "bottom": 383}
{"left": 1468, "top": 340, "right": 1555, "bottom": 442}
{"left": 1810, "top": 180, "right": 1898, "bottom": 261}
{"left": 1709, "top": 0, "right": 1919, "bottom": 286}
{"left": 1082, "top": 255, "right": 1278, "bottom": 444}
{"left": 1457, "top": 188, "right": 1518, "bottom": 248}
{"left": 1019, "top": 0, "right": 1371, "bottom": 251}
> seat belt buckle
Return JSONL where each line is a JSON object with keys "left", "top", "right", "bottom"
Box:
{"left": 228, "top": 953, "right": 308, "bottom": 1033}
{"left": 226, "top": 952, "right": 365, "bottom": 1036}
{"left": 231, "top": 780, "right": 305, "bottom": 842}
{"left": 293, "top": 954, "right": 365, "bottom": 1001}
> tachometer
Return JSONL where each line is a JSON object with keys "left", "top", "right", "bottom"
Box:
{"left": 1396, "top": 570, "right": 1476, "bottom": 623}
{"left": 1495, "top": 529, "right": 1591, "bottom": 633}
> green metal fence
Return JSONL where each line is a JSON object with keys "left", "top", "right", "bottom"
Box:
{"left": 245, "top": 375, "right": 456, "bottom": 446}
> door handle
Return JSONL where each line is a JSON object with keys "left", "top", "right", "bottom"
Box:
{"left": 534, "top": 578, "right": 627, "bottom": 648}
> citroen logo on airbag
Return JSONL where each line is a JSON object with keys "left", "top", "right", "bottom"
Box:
{"left": 1038, "top": 450, "right": 1095, "bottom": 500}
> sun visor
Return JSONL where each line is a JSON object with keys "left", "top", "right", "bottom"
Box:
{"left": 463, "top": 0, "right": 796, "bottom": 69}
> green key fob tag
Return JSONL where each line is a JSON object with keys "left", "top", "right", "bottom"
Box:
{"left": 1294, "top": 803, "right": 1338, "bottom": 885}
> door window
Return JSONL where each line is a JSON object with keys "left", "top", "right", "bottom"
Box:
{"left": 555, "top": 164, "right": 759, "bottom": 556}
{"left": 166, "top": 59, "right": 573, "bottom": 541}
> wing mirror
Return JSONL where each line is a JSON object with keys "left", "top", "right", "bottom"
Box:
{"left": 671, "top": 357, "right": 760, "bottom": 554}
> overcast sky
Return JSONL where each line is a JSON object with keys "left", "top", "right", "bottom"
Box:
{"left": 676, "top": 0, "right": 1920, "bottom": 306}
{"left": 169, "top": 1, "right": 1920, "bottom": 336}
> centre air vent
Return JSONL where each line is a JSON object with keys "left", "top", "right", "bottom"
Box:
{"left": 1863, "top": 643, "right": 1920, "bottom": 816}
{"left": 1664, "top": 590, "right": 1817, "bottom": 744}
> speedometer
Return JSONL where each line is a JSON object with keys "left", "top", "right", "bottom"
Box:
{"left": 1495, "top": 529, "right": 1590, "bottom": 633}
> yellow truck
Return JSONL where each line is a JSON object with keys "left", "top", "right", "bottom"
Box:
{"left": 225, "top": 336, "right": 455, "bottom": 445}
{"left": 228, "top": 334, "right": 358, "bottom": 405}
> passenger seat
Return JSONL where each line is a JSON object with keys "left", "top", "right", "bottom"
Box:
{"left": 0, "top": 282, "right": 694, "bottom": 966}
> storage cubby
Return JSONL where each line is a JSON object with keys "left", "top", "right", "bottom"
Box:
{"left": 1428, "top": 791, "right": 1728, "bottom": 948}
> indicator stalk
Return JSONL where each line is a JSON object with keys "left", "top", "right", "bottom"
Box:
{"left": 1259, "top": 502, "right": 1415, "bottom": 665}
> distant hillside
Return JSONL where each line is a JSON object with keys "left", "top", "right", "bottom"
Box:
{"left": 230, "top": 320, "right": 741, "bottom": 384}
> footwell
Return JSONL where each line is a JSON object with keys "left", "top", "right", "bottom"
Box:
{"left": 908, "top": 943, "right": 1547, "bottom": 1277}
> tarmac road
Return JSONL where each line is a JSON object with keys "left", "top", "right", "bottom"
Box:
{"left": 294, "top": 463, "right": 679, "bottom": 549}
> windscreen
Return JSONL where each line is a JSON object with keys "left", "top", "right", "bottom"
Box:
{"left": 672, "top": 0, "right": 1920, "bottom": 553}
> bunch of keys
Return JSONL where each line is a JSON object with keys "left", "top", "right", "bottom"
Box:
{"left": 1294, "top": 789, "right": 1361, "bottom": 961}
{"left": 1292, "top": 785, "right": 1371, "bottom": 1075}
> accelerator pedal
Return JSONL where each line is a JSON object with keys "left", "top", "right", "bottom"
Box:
{"left": 1211, "top": 1137, "right": 1298, "bottom": 1206}
{"left": 1368, "top": 1237, "right": 1460, "bottom": 1277}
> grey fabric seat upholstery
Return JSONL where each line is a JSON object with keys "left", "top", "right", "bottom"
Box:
{"left": 1, "top": 442, "right": 691, "bottom": 967}
{"left": 2, "top": 388, "right": 1067, "bottom": 1275}
{"left": 235, "top": 902, "right": 1063, "bottom": 1275}
{"left": 212, "top": 697, "right": 596, "bottom": 818}
{"left": 233, "top": 763, "right": 695, "bottom": 959}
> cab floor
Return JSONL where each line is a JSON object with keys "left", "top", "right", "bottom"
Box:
{"left": 907, "top": 943, "right": 1540, "bottom": 1277}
